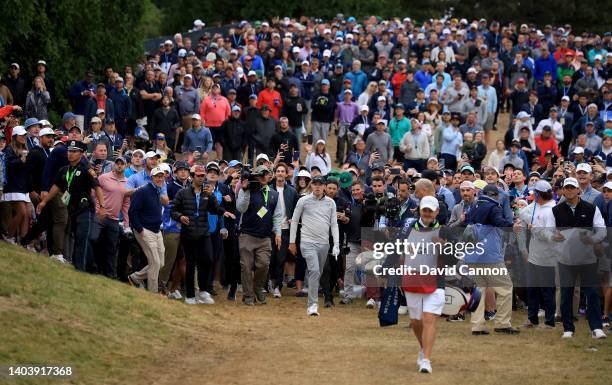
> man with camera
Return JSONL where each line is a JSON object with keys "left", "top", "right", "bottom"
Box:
{"left": 236, "top": 165, "right": 283, "bottom": 305}
{"left": 289, "top": 176, "right": 340, "bottom": 316}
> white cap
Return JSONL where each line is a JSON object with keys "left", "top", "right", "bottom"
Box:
{"left": 12, "top": 126, "right": 26, "bottom": 136}
{"left": 39, "top": 127, "right": 55, "bottom": 136}
{"left": 516, "top": 111, "right": 530, "bottom": 119}
{"left": 324, "top": 28, "right": 332, "bottom": 34}
{"left": 377, "top": 96, "right": 386, "bottom": 102}
{"left": 323, "top": 49, "right": 331, "bottom": 57}
{"left": 398, "top": 59, "right": 407, "bottom": 64}
{"left": 297, "top": 169, "right": 311, "bottom": 179}
{"left": 91, "top": 116, "right": 102, "bottom": 124}
{"left": 573, "top": 146, "right": 585, "bottom": 154}
{"left": 247, "top": 70, "right": 257, "bottom": 77}
{"left": 467, "top": 67, "right": 477, "bottom": 74}
{"left": 594, "top": 54, "right": 602, "bottom": 61}
{"left": 346, "top": 33, "right": 354, "bottom": 40}
{"left": 301, "top": 60, "right": 309, "bottom": 66}
{"left": 533, "top": 180, "right": 552, "bottom": 192}
{"left": 159, "top": 163, "right": 172, "bottom": 174}
{"left": 10, "top": 63, "right": 20, "bottom": 69}
{"left": 576, "top": 163, "right": 592, "bottom": 173}
{"left": 419, "top": 196, "right": 439, "bottom": 211}
{"left": 193, "top": 19, "right": 205, "bottom": 27}
{"left": 360, "top": 105, "right": 369, "bottom": 112}
{"left": 563, "top": 177, "right": 579, "bottom": 188}
{"left": 561, "top": 95, "right": 570, "bottom": 102}
{"left": 417, "top": 33, "right": 425, "bottom": 40}
{"left": 230, "top": 48, "right": 238, "bottom": 55}
{"left": 442, "top": 28, "right": 451, "bottom": 35}
{"left": 39, "top": 119, "right": 52, "bottom": 128}
{"left": 132, "top": 149, "right": 145, "bottom": 157}
{"left": 177, "top": 48, "right": 187, "bottom": 57}
{"left": 164, "top": 39, "right": 173, "bottom": 45}
{"left": 150, "top": 167, "right": 165, "bottom": 176}
{"left": 316, "top": 139, "right": 326, "bottom": 145}
{"left": 144, "top": 151, "right": 161, "bottom": 160}
{"left": 96, "top": 108, "right": 105, "bottom": 115}
{"left": 261, "top": 22, "right": 269, "bottom": 27}
{"left": 256, "top": 153, "right": 270, "bottom": 162}
{"left": 191, "top": 113, "right": 201, "bottom": 120}
{"left": 460, "top": 181, "right": 475, "bottom": 189}
{"left": 603, "top": 181, "right": 612, "bottom": 190}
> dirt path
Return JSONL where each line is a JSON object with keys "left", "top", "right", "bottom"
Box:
{"left": 145, "top": 291, "right": 609, "bottom": 385}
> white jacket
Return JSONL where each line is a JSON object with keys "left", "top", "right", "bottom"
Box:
{"left": 305, "top": 152, "right": 332, "bottom": 176}
{"left": 519, "top": 200, "right": 558, "bottom": 267}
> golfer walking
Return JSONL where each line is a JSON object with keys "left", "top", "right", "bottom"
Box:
{"left": 289, "top": 176, "right": 339, "bottom": 316}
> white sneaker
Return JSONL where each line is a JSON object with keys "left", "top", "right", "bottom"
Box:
{"left": 419, "top": 359, "right": 432, "bottom": 373}
{"left": 197, "top": 291, "right": 215, "bottom": 304}
{"left": 26, "top": 244, "right": 37, "bottom": 253}
{"left": 273, "top": 288, "right": 282, "bottom": 298}
{"left": 307, "top": 303, "right": 319, "bottom": 316}
{"left": 562, "top": 331, "right": 574, "bottom": 338}
{"left": 416, "top": 349, "right": 424, "bottom": 366}
{"left": 50, "top": 254, "right": 66, "bottom": 263}
{"left": 184, "top": 298, "right": 198, "bottom": 305}
{"left": 5, "top": 237, "right": 17, "bottom": 245}
{"left": 538, "top": 309, "right": 545, "bottom": 318}
{"left": 398, "top": 305, "right": 408, "bottom": 315}
{"left": 366, "top": 298, "right": 376, "bottom": 308}
{"left": 339, "top": 289, "right": 345, "bottom": 297}
{"left": 168, "top": 290, "right": 182, "bottom": 300}
{"left": 237, "top": 284, "right": 243, "bottom": 293}
{"left": 592, "top": 329, "right": 607, "bottom": 339}
{"left": 300, "top": 287, "right": 309, "bottom": 294}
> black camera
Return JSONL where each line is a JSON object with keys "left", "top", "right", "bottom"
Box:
{"left": 384, "top": 197, "right": 401, "bottom": 221}
{"left": 241, "top": 168, "right": 262, "bottom": 191}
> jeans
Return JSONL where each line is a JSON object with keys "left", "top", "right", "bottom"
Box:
{"left": 207, "top": 230, "right": 223, "bottom": 290}
{"left": 182, "top": 234, "right": 213, "bottom": 298}
{"left": 300, "top": 241, "right": 330, "bottom": 306}
{"left": 403, "top": 159, "right": 426, "bottom": 173}
{"left": 92, "top": 217, "right": 121, "bottom": 278}
{"left": 271, "top": 229, "right": 290, "bottom": 289}
{"left": 71, "top": 209, "right": 95, "bottom": 273}
{"left": 312, "top": 121, "right": 331, "bottom": 145}
{"left": 526, "top": 263, "right": 556, "bottom": 326}
{"left": 558, "top": 262, "right": 602, "bottom": 332}
{"left": 290, "top": 126, "right": 302, "bottom": 157}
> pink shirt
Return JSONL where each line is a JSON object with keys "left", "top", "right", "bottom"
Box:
{"left": 97, "top": 171, "right": 130, "bottom": 225}
{"left": 200, "top": 94, "right": 230, "bottom": 128}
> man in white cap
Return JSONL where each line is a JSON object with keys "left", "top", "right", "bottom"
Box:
{"left": 552, "top": 177, "right": 607, "bottom": 339}
{"left": 127, "top": 151, "right": 169, "bottom": 205}
{"left": 401, "top": 195, "right": 446, "bottom": 374}
{"left": 518, "top": 179, "right": 558, "bottom": 328}
{"left": 448, "top": 180, "right": 477, "bottom": 227}
{"left": 127, "top": 166, "right": 166, "bottom": 292}
{"left": 574, "top": 162, "right": 601, "bottom": 204}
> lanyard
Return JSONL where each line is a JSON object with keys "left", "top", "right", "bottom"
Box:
{"left": 262, "top": 186, "right": 269, "bottom": 206}
{"left": 195, "top": 191, "right": 201, "bottom": 217}
{"left": 66, "top": 167, "right": 77, "bottom": 190}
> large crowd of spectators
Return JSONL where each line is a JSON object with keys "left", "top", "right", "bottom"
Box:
{"left": 0, "top": 15, "right": 610, "bottom": 346}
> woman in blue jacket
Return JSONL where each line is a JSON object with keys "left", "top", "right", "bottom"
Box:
{"left": 2, "top": 126, "right": 31, "bottom": 244}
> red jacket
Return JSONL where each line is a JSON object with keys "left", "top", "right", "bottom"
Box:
{"left": 535, "top": 134, "right": 560, "bottom": 165}
{"left": 391, "top": 72, "right": 407, "bottom": 97}
{"left": 257, "top": 89, "right": 282, "bottom": 120}
{"left": 200, "top": 95, "right": 230, "bottom": 128}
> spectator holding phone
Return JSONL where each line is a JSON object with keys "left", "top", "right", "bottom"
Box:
{"left": 269, "top": 117, "right": 299, "bottom": 165}
{"left": 182, "top": 114, "right": 212, "bottom": 160}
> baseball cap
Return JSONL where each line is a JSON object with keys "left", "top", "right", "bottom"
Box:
{"left": 311, "top": 175, "right": 326, "bottom": 184}
{"left": 576, "top": 163, "right": 592, "bottom": 173}
{"left": 206, "top": 161, "right": 220, "bottom": 173}
{"left": 132, "top": 149, "right": 145, "bottom": 157}
{"left": 603, "top": 181, "right": 612, "bottom": 190}
{"left": 563, "top": 177, "right": 579, "bottom": 188}
{"left": 91, "top": 116, "right": 102, "bottom": 124}
{"left": 11, "top": 126, "right": 26, "bottom": 136}
{"left": 360, "top": 105, "right": 369, "bottom": 112}
{"left": 247, "top": 70, "right": 257, "bottom": 77}
{"left": 39, "top": 127, "right": 55, "bottom": 137}
{"left": 191, "top": 113, "right": 201, "bottom": 120}
{"left": 63, "top": 112, "right": 76, "bottom": 121}
{"left": 174, "top": 161, "right": 190, "bottom": 170}
{"left": 321, "top": 79, "right": 330, "bottom": 86}
{"left": 473, "top": 179, "right": 487, "bottom": 190}
{"left": 256, "top": 153, "right": 270, "bottom": 162}
{"left": 66, "top": 140, "right": 86, "bottom": 152}
{"left": 419, "top": 196, "right": 439, "bottom": 211}
{"left": 561, "top": 95, "right": 570, "bottom": 102}
{"left": 227, "top": 160, "right": 242, "bottom": 168}
{"left": 460, "top": 164, "right": 475, "bottom": 174}
{"left": 534, "top": 180, "right": 552, "bottom": 193}
{"left": 460, "top": 181, "right": 475, "bottom": 189}
{"left": 232, "top": 105, "right": 242, "bottom": 112}
{"left": 114, "top": 156, "right": 127, "bottom": 164}
{"left": 144, "top": 151, "right": 161, "bottom": 160}
{"left": 516, "top": 111, "right": 530, "bottom": 119}
{"left": 150, "top": 167, "right": 165, "bottom": 176}
{"left": 573, "top": 146, "right": 585, "bottom": 154}
{"left": 156, "top": 133, "right": 166, "bottom": 140}
{"left": 483, "top": 184, "right": 500, "bottom": 196}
